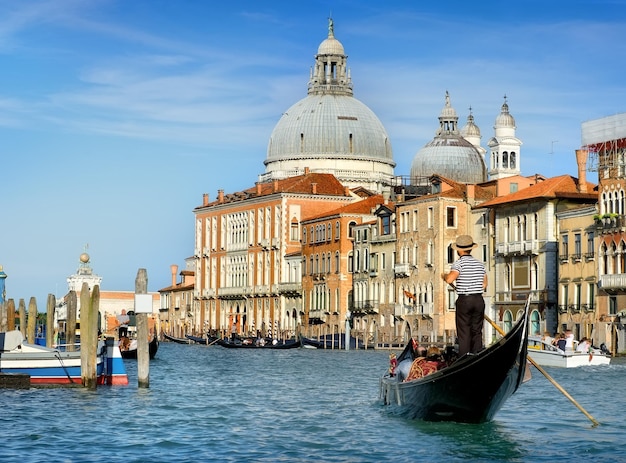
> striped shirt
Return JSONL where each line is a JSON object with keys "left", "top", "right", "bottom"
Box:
{"left": 451, "top": 255, "right": 486, "bottom": 295}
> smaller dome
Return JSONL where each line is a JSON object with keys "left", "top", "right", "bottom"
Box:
{"left": 461, "top": 113, "right": 481, "bottom": 137}
{"left": 80, "top": 253, "right": 90, "bottom": 264}
{"left": 495, "top": 100, "right": 516, "bottom": 128}
{"left": 318, "top": 37, "right": 344, "bottom": 55}
{"left": 439, "top": 92, "right": 457, "bottom": 120}
{"left": 318, "top": 19, "right": 344, "bottom": 55}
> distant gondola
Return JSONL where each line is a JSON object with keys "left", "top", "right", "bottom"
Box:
{"left": 120, "top": 336, "right": 159, "bottom": 360}
{"left": 379, "top": 298, "right": 530, "bottom": 423}
{"left": 185, "top": 334, "right": 219, "bottom": 345}
{"left": 216, "top": 338, "right": 301, "bottom": 349}
{"left": 163, "top": 333, "right": 191, "bottom": 344}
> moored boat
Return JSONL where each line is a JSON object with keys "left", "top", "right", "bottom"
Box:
{"left": 185, "top": 334, "right": 219, "bottom": 345}
{"left": 0, "top": 330, "right": 127, "bottom": 386}
{"left": 120, "top": 336, "right": 159, "bottom": 360}
{"left": 379, "top": 299, "right": 530, "bottom": 423}
{"left": 163, "top": 333, "right": 191, "bottom": 344}
{"left": 527, "top": 336, "right": 611, "bottom": 368}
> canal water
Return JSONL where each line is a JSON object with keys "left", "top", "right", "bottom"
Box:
{"left": 2, "top": 343, "right": 625, "bottom": 462}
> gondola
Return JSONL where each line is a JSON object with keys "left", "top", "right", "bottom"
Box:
{"left": 216, "top": 338, "right": 301, "bottom": 349}
{"left": 163, "top": 333, "right": 191, "bottom": 344}
{"left": 120, "top": 336, "right": 159, "bottom": 360}
{"left": 185, "top": 334, "right": 219, "bottom": 345}
{"left": 380, "top": 298, "right": 530, "bottom": 423}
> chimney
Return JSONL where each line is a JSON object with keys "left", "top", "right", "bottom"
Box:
{"left": 218, "top": 189, "right": 224, "bottom": 203}
{"left": 202, "top": 193, "right": 209, "bottom": 206}
{"left": 170, "top": 264, "right": 178, "bottom": 287}
{"left": 344, "top": 186, "right": 351, "bottom": 196}
{"left": 575, "top": 149, "right": 588, "bottom": 193}
{"left": 467, "top": 184, "right": 475, "bottom": 204}
{"left": 382, "top": 190, "right": 390, "bottom": 205}
{"left": 304, "top": 167, "right": 310, "bottom": 175}
{"left": 273, "top": 179, "right": 279, "bottom": 192}
{"left": 311, "top": 182, "right": 317, "bottom": 194}
{"left": 256, "top": 182, "right": 262, "bottom": 195}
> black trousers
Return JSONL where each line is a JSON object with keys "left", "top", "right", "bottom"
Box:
{"left": 455, "top": 294, "right": 485, "bottom": 356}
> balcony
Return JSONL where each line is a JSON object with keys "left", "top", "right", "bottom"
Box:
{"left": 394, "top": 263, "right": 410, "bottom": 277}
{"left": 599, "top": 273, "right": 626, "bottom": 293}
{"left": 278, "top": 282, "right": 302, "bottom": 295}
{"left": 582, "top": 303, "right": 596, "bottom": 313}
{"left": 202, "top": 288, "right": 216, "bottom": 298}
{"left": 558, "top": 304, "right": 569, "bottom": 314}
{"left": 569, "top": 304, "right": 582, "bottom": 314}
{"left": 496, "top": 240, "right": 542, "bottom": 256}
{"left": 351, "top": 300, "right": 379, "bottom": 315}
{"left": 308, "top": 310, "right": 327, "bottom": 323}
{"left": 596, "top": 214, "right": 626, "bottom": 233}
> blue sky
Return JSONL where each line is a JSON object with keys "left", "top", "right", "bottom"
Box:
{"left": 1, "top": 0, "right": 625, "bottom": 308}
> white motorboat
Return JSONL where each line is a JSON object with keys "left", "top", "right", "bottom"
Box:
{"left": 527, "top": 336, "right": 611, "bottom": 368}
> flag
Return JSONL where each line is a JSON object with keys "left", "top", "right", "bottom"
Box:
{"left": 403, "top": 290, "right": 415, "bottom": 301}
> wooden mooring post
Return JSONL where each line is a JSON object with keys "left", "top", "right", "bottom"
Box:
{"left": 135, "top": 268, "right": 150, "bottom": 388}
{"left": 80, "top": 282, "right": 99, "bottom": 389}
{"left": 46, "top": 294, "right": 55, "bottom": 348}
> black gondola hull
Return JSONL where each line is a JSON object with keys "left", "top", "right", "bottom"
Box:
{"left": 380, "top": 302, "right": 529, "bottom": 423}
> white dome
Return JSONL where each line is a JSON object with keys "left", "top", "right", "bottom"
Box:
{"left": 411, "top": 137, "right": 486, "bottom": 184}
{"left": 266, "top": 94, "right": 393, "bottom": 165}
{"left": 411, "top": 92, "right": 486, "bottom": 184}
{"left": 262, "top": 20, "right": 395, "bottom": 192}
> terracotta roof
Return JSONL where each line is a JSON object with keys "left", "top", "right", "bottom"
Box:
{"left": 302, "top": 194, "right": 386, "bottom": 222}
{"left": 198, "top": 172, "right": 348, "bottom": 208}
{"left": 479, "top": 175, "right": 597, "bottom": 207}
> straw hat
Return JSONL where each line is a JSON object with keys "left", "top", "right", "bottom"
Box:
{"left": 452, "top": 235, "right": 478, "bottom": 250}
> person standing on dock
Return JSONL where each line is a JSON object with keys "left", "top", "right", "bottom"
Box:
{"left": 441, "top": 235, "right": 487, "bottom": 357}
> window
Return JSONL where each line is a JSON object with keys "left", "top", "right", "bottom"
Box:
{"left": 348, "top": 252, "right": 354, "bottom": 273}
{"left": 302, "top": 227, "right": 307, "bottom": 244}
{"left": 335, "top": 252, "right": 340, "bottom": 273}
{"left": 447, "top": 244, "right": 455, "bottom": 264}
{"left": 446, "top": 207, "right": 456, "bottom": 227}
{"left": 574, "top": 233, "right": 582, "bottom": 260}
{"left": 381, "top": 215, "right": 390, "bottom": 235}
{"left": 290, "top": 220, "right": 299, "bottom": 241}
{"left": 586, "top": 231, "right": 595, "bottom": 258}
{"left": 561, "top": 234, "right": 569, "bottom": 259}
{"left": 335, "top": 221, "right": 340, "bottom": 240}
{"left": 427, "top": 207, "right": 434, "bottom": 228}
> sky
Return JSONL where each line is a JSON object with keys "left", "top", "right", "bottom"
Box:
{"left": 1, "top": 0, "right": 625, "bottom": 309}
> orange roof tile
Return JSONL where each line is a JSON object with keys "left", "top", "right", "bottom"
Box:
{"left": 479, "top": 175, "right": 597, "bottom": 207}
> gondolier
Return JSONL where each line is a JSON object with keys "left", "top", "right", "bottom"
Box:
{"left": 442, "top": 235, "right": 487, "bottom": 357}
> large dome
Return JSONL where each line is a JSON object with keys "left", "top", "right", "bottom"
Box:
{"left": 411, "top": 92, "right": 486, "bottom": 185}
{"left": 266, "top": 94, "right": 393, "bottom": 164}
{"left": 262, "top": 20, "right": 395, "bottom": 192}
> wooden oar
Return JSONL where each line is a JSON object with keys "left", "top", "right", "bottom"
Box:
{"left": 207, "top": 337, "right": 220, "bottom": 346}
{"left": 485, "top": 314, "right": 600, "bottom": 427}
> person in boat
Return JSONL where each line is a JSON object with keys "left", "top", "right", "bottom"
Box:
{"left": 564, "top": 330, "right": 575, "bottom": 351}
{"left": 117, "top": 309, "right": 130, "bottom": 339}
{"left": 119, "top": 336, "right": 131, "bottom": 352}
{"left": 554, "top": 332, "right": 566, "bottom": 351}
{"left": 576, "top": 337, "right": 591, "bottom": 353}
{"left": 541, "top": 331, "right": 554, "bottom": 346}
{"left": 388, "top": 352, "right": 398, "bottom": 377}
{"left": 441, "top": 235, "right": 488, "bottom": 357}
{"left": 404, "top": 346, "right": 445, "bottom": 381}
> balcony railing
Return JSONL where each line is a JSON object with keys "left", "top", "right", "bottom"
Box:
{"left": 394, "top": 263, "right": 410, "bottom": 277}
{"left": 599, "top": 273, "right": 626, "bottom": 291}
{"left": 582, "top": 303, "right": 596, "bottom": 313}
{"left": 496, "top": 240, "right": 543, "bottom": 256}
{"left": 351, "top": 300, "right": 379, "bottom": 314}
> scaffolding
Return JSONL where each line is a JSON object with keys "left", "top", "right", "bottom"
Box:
{"left": 583, "top": 113, "right": 626, "bottom": 173}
